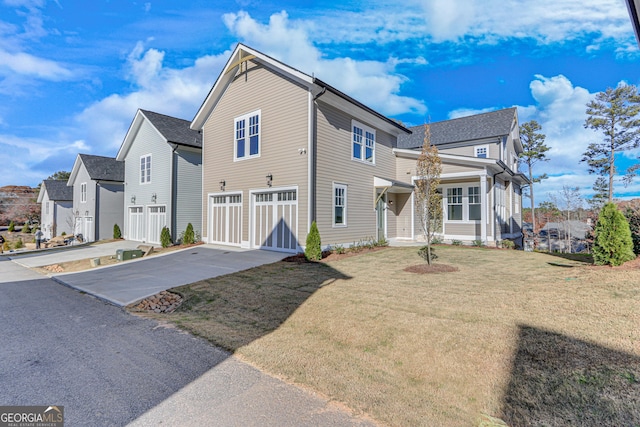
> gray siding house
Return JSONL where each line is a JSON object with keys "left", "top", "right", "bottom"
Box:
{"left": 37, "top": 180, "right": 74, "bottom": 240}
{"left": 67, "top": 154, "right": 125, "bottom": 242}
{"left": 116, "top": 109, "right": 202, "bottom": 245}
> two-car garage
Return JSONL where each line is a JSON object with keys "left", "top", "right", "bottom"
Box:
{"left": 208, "top": 188, "right": 298, "bottom": 253}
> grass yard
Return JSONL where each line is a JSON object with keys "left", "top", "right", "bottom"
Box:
{"left": 140, "top": 246, "right": 640, "bottom": 426}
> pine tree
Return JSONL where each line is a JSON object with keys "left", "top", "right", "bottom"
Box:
{"left": 582, "top": 85, "right": 640, "bottom": 202}
{"left": 592, "top": 203, "right": 635, "bottom": 266}
{"left": 519, "top": 120, "right": 550, "bottom": 233}
{"left": 113, "top": 224, "right": 122, "bottom": 239}
{"left": 160, "top": 226, "right": 172, "bottom": 248}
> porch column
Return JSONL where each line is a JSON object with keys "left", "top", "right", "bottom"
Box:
{"left": 480, "top": 174, "right": 487, "bottom": 242}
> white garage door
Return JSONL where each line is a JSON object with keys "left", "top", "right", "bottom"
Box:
{"left": 128, "top": 207, "right": 144, "bottom": 242}
{"left": 148, "top": 205, "right": 167, "bottom": 244}
{"left": 253, "top": 189, "right": 298, "bottom": 252}
{"left": 82, "top": 216, "right": 94, "bottom": 242}
{"left": 209, "top": 193, "right": 242, "bottom": 246}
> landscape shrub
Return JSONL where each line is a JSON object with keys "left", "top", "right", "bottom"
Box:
{"left": 182, "top": 223, "right": 195, "bottom": 245}
{"left": 623, "top": 204, "right": 640, "bottom": 255}
{"left": 2, "top": 241, "right": 8, "bottom": 252}
{"left": 15, "top": 238, "right": 24, "bottom": 249}
{"left": 592, "top": 203, "right": 635, "bottom": 266}
{"left": 472, "top": 239, "right": 485, "bottom": 247}
{"left": 501, "top": 240, "right": 515, "bottom": 249}
{"left": 305, "top": 221, "right": 322, "bottom": 261}
{"left": 22, "top": 223, "right": 30, "bottom": 234}
{"left": 8, "top": 221, "right": 14, "bottom": 232}
{"left": 113, "top": 224, "right": 122, "bottom": 239}
{"left": 160, "top": 226, "right": 172, "bottom": 248}
{"left": 451, "top": 239, "right": 463, "bottom": 246}
{"left": 332, "top": 244, "right": 345, "bottom": 255}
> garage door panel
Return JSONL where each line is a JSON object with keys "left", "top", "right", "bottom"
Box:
{"left": 209, "top": 194, "right": 242, "bottom": 246}
{"left": 253, "top": 190, "right": 298, "bottom": 253}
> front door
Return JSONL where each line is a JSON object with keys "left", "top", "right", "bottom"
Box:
{"left": 376, "top": 193, "right": 386, "bottom": 242}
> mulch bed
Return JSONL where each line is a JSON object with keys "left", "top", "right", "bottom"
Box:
{"left": 403, "top": 263, "right": 459, "bottom": 274}
{"left": 282, "top": 247, "right": 389, "bottom": 263}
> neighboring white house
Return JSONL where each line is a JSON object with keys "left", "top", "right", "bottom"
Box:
{"left": 67, "top": 154, "right": 124, "bottom": 242}
{"left": 116, "top": 109, "right": 202, "bottom": 245}
{"left": 37, "top": 180, "right": 73, "bottom": 240}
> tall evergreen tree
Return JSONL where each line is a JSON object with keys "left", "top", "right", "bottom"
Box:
{"left": 414, "top": 123, "right": 442, "bottom": 265}
{"left": 582, "top": 84, "right": 640, "bottom": 202}
{"left": 519, "top": 120, "right": 550, "bottom": 233}
{"left": 592, "top": 203, "right": 635, "bottom": 266}
{"left": 589, "top": 176, "right": 609, "bottom": 211}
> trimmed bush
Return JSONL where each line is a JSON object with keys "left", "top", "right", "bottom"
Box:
{"left": 592, "top": 203, "right": 635, "bottom": 266}
{"left": 8, "top": 221, "right": 15, "bottom": 232}
{"left": 2, "top": 241, "right": 8, "bottom": 252}
{"left": 22, "top": 223, "right": 30, "bottom": 234}
{"left": 113, "top": 224, "right": 122, "bottom": 239}
{"left": 183, "top": 223, "right": 195, "bottom": 245}
{"left": 15, "top": 238, "right": 24, "bottom": 249}
{"left": 305, "top": 221, "right": 322, "bottom": 261}
{"left": 160, "top": 226, "right": 172, "bottom": 248}
{"left": 623, "top": 204, "right": 640, "bottom": 255}
{"left": 501, "top": 240, "right": 515, "bottom": 249}
{"left": 471, "top": 239, "right": 485, "bottom": 247}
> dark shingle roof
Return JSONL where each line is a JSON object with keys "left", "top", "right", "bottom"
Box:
{"left": 398, "top": 107, "right": 517, "bottom": 149}
{"left": 43, "top": 180, "right": 73, "bottom": 201}
{"left": 79, "top": 154, "right": 124, "bottom": 182}
{"left": 141, "top": 110, "right": 202, "bottom": 148}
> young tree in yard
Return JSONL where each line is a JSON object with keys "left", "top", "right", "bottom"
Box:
{"left": 592, "top": 203, "right": 635, "bottom": 266}
{"left": 414, "top": 123, "right": 442, "bottom": 265}
{"left": 519, "top": 120, "right": 550, "bottom": 233}
{"left": 582, "top": 84, "right": 640, "bottom": 202}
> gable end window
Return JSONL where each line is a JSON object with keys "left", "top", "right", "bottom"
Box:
{"left": 140, "top": 154, "right": 151, "bottom": 184}
{"left": 352, "top": 121, "right": 375, "bottom": 164}
{"left": 475, "top": 145, "right": 488, "bottom": 158}
{"left": 80, "top": 182, "right": 87, "bottom": 203}
{"left": 235, "top": 110, "right": 261, "bottom": 160}
{"left": 333, "top": 183, "right": 347, "bottom": 226}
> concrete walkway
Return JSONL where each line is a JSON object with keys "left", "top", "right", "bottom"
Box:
{"left": 50, "top": 245, "right": 287, "bottom": 306}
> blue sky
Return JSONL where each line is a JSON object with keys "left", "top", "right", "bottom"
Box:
{"left": 1, "top": 0, "right": 639, "bottom": 206}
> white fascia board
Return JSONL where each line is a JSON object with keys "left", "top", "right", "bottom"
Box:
{"left": 67, "top": 154, "right": 84, "bottom": 186}
{"left": 191, "top": 43, "right": 315, "bottom": 131}
{"left": 393, "top": 148, "right": 497, "bottom": 167}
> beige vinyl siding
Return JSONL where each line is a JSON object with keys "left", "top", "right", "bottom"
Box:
{"left": 394, "top": 192, "right": 413, "bottom": 239}
{"left": 315, "top": 102, "right": 397, "bottom": 245}
{"left": 442, "top": 163, "right": 485, "bottom": 175}
{"left": 439, "top": 141, "right": 500, "bottom": 159}
{"left": 201, "top": 63, "right": 309, "bottom": 244}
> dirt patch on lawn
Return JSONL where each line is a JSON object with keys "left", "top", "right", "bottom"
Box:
{"left": 403, "top": 263, "right": 459, "bottom": 274}
{"left": 282, "top": 246, "right": 389, "bottom": 263}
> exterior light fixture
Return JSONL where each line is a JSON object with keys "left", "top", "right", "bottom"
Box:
{"left": 219, "top": 180, "right": 226, "bottom": 191}
{"left": 151, "top": 193, "right": 157, "bottom": 203}
{"left": 131, "top": 195, "right": 136, "bottom": 204}
{"left": 266, "top": 173, "right": 273, "bottom": 187}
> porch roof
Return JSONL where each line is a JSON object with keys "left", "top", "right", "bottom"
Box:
{"left": 374, "top": 176, "right": 415, "bottom": 194}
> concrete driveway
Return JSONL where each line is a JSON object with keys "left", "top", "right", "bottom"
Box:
{"left": 50, "top": 245, "right": 287, "bottom": 306}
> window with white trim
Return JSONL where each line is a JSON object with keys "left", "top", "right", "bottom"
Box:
{"left": 475, "top": 145, "right": 488, "bottom": 158}
{"left": 446, "top": 187, "right": 463, "bottom": 220}
{"left": 333, "top": 183, "right": 347, "bottom": 226}
{"left": 80, "top": 182, "right": 87, "bottom": 203}
{"left": 235, "top": 110, "right": 261, "bottom": 160}
{"left": 45, "top": 202, "right": 50, "bottom": 215}
{"left": 352, "top": 121, "right": 375, "bottom": 164}
{"left": 140, "top": 154, "right": 151, "bottom": 184}
{"left": 468, "top": 186, "right": 481, "bottom": 220}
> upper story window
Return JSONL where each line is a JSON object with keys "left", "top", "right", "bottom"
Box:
{"left": 475, "top": 145, "right": 489, "bottom": 158}
{"left": 235, "top": 110, "right": 261, "bottom": 160}
{"left": 352, "top": 120, "right": 375, "bottom": 164}
{"left": 45, "top": 202, "right": 50, "bottom": 215}
{"left": 80, "top": 182, "right": 87, "bottom": 203}
{"left": 333, "top": 183, "right": 347, "bottom": 226}
{"left": 140, "top": 154, "right": 151, "bottom": 184}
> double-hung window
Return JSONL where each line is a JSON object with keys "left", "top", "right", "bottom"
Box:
{"left": 333, "top": 183, "right": 347, "bottom": 226}
{"left": 468, "top": 186, "right": 481, "bottom": 220}
{"left": 352, "top": 120, "right": 375, "bottom": 164}
{"left": 447, "top": 188, "right": 463, "bottom": 220}
{"left": 140, "top": 154, "right": 151, "bottom": 184}
{"left": 80, "top": 182, "right": 87, "bottom": 203}
{"left": 235, "top": 110, "right": 261, "bottom": 160}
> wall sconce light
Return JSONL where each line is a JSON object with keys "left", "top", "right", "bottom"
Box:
{"left": 219, "top": 180, "right": 226, "bottom": 191}
{"left": 266, "top": 173, "right": 273, "bottom": 187}
{"left": 388, "top": 200, "right": 394, "bottom": 206}
{"left": 151, "top": 193, "right": 157, "bottom": 203}
{"left": 130, "top": 195, "right": 136, "bottom": 204}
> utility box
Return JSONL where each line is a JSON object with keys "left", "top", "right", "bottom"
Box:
{"left": 116, "top": 249, "right": 144, "bottom": 261}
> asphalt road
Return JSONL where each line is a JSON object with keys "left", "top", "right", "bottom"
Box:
{"left": 0, "top": 257, "right": 375, "bottom": 426}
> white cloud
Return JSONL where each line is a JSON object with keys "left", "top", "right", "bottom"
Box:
{"left": 0, "top": 49, "right": 73, "bottom": 80}
{"left": 447, "top": 107, "right": 496, "bottom": 120}
{"left": 223, "top": 11, "right": 426, "bottom": 116}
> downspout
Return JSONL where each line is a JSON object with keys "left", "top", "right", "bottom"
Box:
{"left": 171, "top": 143, "right": 178, "bottom": 243}
{"left": 492, "top": 163, "right": 507, "bottom": 244}
{"left": 96, "top": 182, "right": 100, "bottom": 241}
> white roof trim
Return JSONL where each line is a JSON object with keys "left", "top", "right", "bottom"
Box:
{"left": 67, "top": 154, "right": 84, "bottom": 186}
{"left": 116, "top": 109, "right": 167, "bottom": 161}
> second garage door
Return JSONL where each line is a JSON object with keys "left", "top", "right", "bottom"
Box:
{"left": 252, "top": 189, "right": 298, "bottom": 252}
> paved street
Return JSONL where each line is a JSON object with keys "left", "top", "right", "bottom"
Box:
{"left": 0, "top": 257, "right": 375, "bottom": 426}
